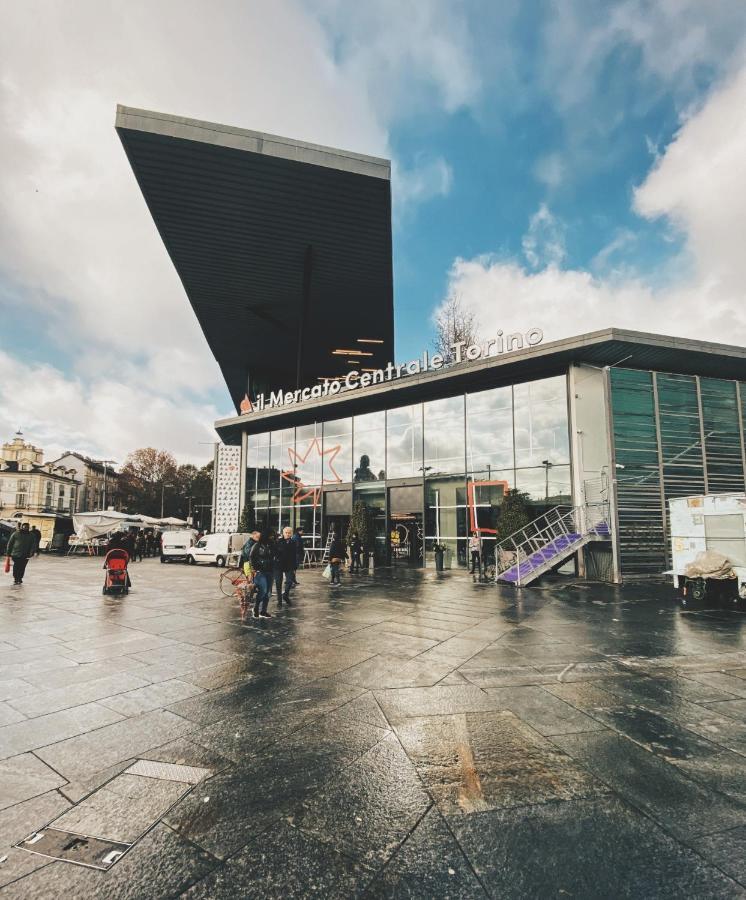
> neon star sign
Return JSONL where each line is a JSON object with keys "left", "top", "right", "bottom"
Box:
{"left": 281, "top": 437, "right": 342, "bottom": 506}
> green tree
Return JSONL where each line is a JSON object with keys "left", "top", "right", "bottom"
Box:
{"left": 238, "top": 502, "right": 254, "bottom": 533}
{"left": 347, "top": 500, "right": 373, "bottom": 551}
{"left": 119, "top": 448, "right": 178, "bottom": 516}
{"left": 497, "top": 489, "right": 533, "bottom": 548}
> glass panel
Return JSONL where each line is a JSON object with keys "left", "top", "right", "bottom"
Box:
{"left": 353, "top": 482, "right": 387, "bottom": 562}
{"left": 513, "top": 376, "right": 569, "bottom": 467}
{"left": 323, "top": 418, "right": 352, "bottom": 484}
{"left": 466, "top": 386, "right": 513, "bottom": 475}
{"left": 293, "top": 423, "right": 322, "bottom": 488}
{"left": 425, "top": 475, "right": 467, "bottom": 567}
{"left": 515, "top": 465, "right": 572, "bottom": 507}
{"left": 353, "top": 411, "right": 386, "bottom": 482}
{"left": 386, "top": 404, "right": 423, "bottom": 479}
{"left": 700, "top": 378, "right": 745, "bottom": 493}
{"left": 253, "top": 432, "right": 271, "bottom": 508}
{"left": 610, "top": 368, "right": 666, "bottom": 574}
{"left": 424, "top": 396, "right": 465, "bottom": 476}
{"left": 466, "top": 471, "right": 512, "bottom": 536}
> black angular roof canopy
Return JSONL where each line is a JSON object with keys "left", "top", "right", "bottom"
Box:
{"left": 116, "top": 106, "right": 394, "bottom": 410}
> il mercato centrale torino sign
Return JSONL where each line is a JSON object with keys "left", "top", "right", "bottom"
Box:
{"left": 241, "top": 327, "right": 545, "bottom": 414}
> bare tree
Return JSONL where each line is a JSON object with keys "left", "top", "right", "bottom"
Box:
{"left": 433, "top": 294, "right": 479, "bottom": 363}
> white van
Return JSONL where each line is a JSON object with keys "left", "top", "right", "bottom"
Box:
{"left": 160, "top": 529, "right": 198, "bottom": 563}
{"left": 186, "top": 533, "right": 232, "bottom": 567}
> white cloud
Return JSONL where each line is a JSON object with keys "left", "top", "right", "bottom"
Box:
{"left": 533, "top": 153, "right": 565, "bottom": 190}
{"left": 439, "top": 64, "right": 746, "bottom": 348}
{"left": 393, "top": 155, "right": 453, "bottom": 220}
{"left": 521, "top": 204, "right": 566, "bottom": 270}
{"left": 0, "top": 350, "right": 218, "bottom": 465}
{"left": 0, "top": 0, "right": 474, "bottom": 460}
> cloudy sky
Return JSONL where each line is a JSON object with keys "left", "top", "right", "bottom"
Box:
{"left": 1, "top": 1, "right": 745, "bottom": 465}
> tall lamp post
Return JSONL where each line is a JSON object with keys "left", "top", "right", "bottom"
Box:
{"left": 541, "top": 459, "right": 553, "bottom": 504}
{"left": 100, "top": 460, "right": 117, "bottom": 511}
{"left": 160, "top": 482, "right": 173, "bottom": 519}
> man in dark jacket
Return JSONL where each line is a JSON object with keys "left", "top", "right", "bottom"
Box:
{"left": 6, "top": 522, "right": 35, "bottom": 585}
{"left": 274, "top": 527, "right": 296, "bottom": 606}
{"left": 30, "top": 526, "right": 42, "bottom": 556}
{"left": 349, "top": 532, "right": 363, "bottom": 574}
{"left": 328, "top": 534, "right": 347, "bottom": 586}
{"left": 248, "top": 532, "right": 274, "bottom": 619}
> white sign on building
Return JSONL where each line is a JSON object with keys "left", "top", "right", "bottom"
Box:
{"left": 212, "top": 444, "right": 241, "bottom": 533}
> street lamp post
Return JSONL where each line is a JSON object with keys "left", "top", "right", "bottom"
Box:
{"left": 160, "top": 482, "right": 173, "bottom": 519}
{"left": 100, "top": 460, "right": 116, "bottom": 511}
{"left": 541, "top": 459, "right": 553, "bottom": 504}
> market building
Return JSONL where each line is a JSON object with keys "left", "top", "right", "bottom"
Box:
{"left": 117, "top": 106, "right": 746, "bottom": 583}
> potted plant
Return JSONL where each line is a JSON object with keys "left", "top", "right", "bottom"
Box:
{"left": 432, "top": 541, "right": 447, "bottom": 572}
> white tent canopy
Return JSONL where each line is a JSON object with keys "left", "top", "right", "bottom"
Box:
{"left": 72, "top": 511, "right": 189, "bottom": 541}
{"left": 72, "top": 511, "right": 143, "bottom": 541}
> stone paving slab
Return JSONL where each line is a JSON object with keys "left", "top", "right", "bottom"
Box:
{"left": 2, "top": 556, "right": 746, "bottom": 897}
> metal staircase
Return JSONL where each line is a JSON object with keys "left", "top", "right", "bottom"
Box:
{"left": 495, "top": 502, "right": 609, "bottom": 587}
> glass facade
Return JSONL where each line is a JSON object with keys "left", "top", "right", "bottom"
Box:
{"left": 243, "top": 374, "right": 571, "bottom": 568}
{"left": 610, "top": 369, "right": 746, "bottom": 574}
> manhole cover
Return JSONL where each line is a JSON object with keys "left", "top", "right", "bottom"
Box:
{"left": 17, "top": 829, "right": 130, "bottom": 871}
{"left": 16, "top": 758, "right": 211, "bottom": 870}
{"left": 125, "top": 759, "right": 211, "bottom": 784}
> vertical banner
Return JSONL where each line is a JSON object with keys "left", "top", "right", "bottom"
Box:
{"left": 213, "top": 444, "right": 241, "bottom": 533}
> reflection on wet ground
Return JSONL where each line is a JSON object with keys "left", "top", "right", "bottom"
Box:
{"left": 2, "top": 557, "right": 746, "bottom": 897}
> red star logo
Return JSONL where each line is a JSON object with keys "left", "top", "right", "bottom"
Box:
{"left": 281, "top": 438, "right": 342, "bottom": 505}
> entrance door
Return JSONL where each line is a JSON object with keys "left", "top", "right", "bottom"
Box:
{"left": 388, "top": 485, "right": 423, "bottom": 567}
{"left": 324, "top": 488, "right": 352, "bottom": 549}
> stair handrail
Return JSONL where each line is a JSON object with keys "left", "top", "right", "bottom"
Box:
{"left": 495, "top": 500, "right": 610, "bottom": 586}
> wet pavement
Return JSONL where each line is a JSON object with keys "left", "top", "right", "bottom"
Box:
{"left": 2, "top": 557, "right": 746, "bottom": 898}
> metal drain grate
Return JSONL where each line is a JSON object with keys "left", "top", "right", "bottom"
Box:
{"left": 124, "top": 759, "right": 211, "bottom": 784}
{"left": 16, "top": 759, "right": 213, "bottom": 871}
{"left": 17, "top": 829, "right": 130, "bottom": 871}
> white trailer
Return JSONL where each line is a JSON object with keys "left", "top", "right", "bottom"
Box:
{"left": 667, "top": 493, "right": 746, "bottom": 608}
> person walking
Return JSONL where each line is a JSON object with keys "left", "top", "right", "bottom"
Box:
{"left": 469, "top": 530, "right": 482, "bottom": 577}
{"left": 328, "top": 533, "right": 347, "bottom": 586}
{"left": 30, "top": 526, "right": 42, "bottom": 556}
{"left": 135, "top": 531, "right": 146, "bottom": 562}
{"left": 274, "top": 527, "right": 296, "bottom": 606}
{"left": 290, "top": 527, "right": 304, "bottom": 585}
{"left": 349, "top": 532, "right": 363, "bottom": 574}
{"left": 6, "top": 522, "right": 35, "bottom": 585}
{"left": 248, "top": 531, "right": 274, "bottom": 619}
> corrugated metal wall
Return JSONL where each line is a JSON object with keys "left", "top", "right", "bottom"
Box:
{"left": 610, "top": 369, "right": 746, "bottom": 575}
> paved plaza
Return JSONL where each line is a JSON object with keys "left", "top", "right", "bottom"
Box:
{"left": 2, "top": 557, "right": 746, "bottom": 897}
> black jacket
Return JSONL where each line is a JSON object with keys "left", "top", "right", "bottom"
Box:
{"left": 249, "top": 540, "right": 274, "bottom": 574}
{"left": 274, "top": 537, "right": 296, "bottom": 571}
{"left": 329, "top": 538, "right": 347, "bottom": 561}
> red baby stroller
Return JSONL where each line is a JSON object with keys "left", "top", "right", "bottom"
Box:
{"left": 103, "top": 549, "right": 130, "bottom": 595}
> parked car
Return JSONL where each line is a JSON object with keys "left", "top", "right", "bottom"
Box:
{"left": 160, "top": 529, "right": 198, "bottom": 563}
{"left": 186, "top": 533, "right": 232, "bottom": 567}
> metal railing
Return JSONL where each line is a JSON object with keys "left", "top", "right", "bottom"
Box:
{"left": 495, "top": 501, "right": 609, "bottom": 587}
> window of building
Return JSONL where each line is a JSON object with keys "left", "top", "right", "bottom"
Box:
{"left": 352, "top": 411, "right": 385, "bottom": 482}
{"left": 513, "top": 376, "right": 570, "bottom": 467}
{"left": 322, "top": 418, "right": 352, "bottom": 484}
{"left": 16, "top": 479, "right": 29, "bottom": 508}
{"left": 423, "top": 396, "right": 465, "bottom": 476}
{"left": 425, "top": 475, "right": 468, "bottom": 566}
{"left": 386, "top": 404, "right": 423, "bottom": 479}
{"left": 466, "top": 386, "right": 513, "bottom": 476}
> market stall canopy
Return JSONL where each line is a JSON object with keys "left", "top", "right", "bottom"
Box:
{"left": 116, "top": 106, "right": 394, "bottom": 409}
{"left": 72, "top": 511, "right": 144, "bottom": 541}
